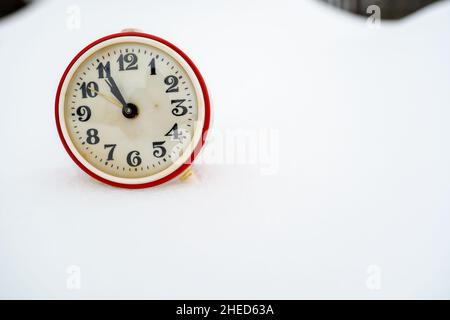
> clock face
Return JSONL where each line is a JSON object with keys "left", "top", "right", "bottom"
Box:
{"left": 56, "top": 33, "right": 209, "bottom": 188}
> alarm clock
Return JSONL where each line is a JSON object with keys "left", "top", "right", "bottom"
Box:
{"left": 55, "top": 31, "right": 211, "bottom": 188}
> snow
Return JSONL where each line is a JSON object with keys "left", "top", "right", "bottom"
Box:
{"left": 0, "top": 0, "right": 449, "bottom": 299}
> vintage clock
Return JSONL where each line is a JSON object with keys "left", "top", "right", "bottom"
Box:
{"left": 55, "top": 31, "right": 211, "bottom": 188}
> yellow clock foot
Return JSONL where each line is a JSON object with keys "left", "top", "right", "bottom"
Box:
{"left": 180, "top": 169, "right": 193, "bottom": 181}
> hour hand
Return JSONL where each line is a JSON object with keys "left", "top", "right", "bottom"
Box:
{"left": 105, "top": 76, "right": 127, "bottom": 107}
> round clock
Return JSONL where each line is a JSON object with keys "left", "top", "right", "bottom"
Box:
{"left": 55, "top": 31, "right": 211, "bottom": 188}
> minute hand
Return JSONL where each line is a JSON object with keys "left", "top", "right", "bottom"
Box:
{"left": 105, "top": 76, "right": 127, "bottom": 107}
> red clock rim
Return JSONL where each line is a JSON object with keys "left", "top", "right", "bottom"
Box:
{"left": 55, "top": 32, "right": 211, "bottom": 189}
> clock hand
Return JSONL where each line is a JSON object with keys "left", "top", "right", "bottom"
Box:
{"left": 105, "top": 76, "right": 127, "bottom": 108}
{"left": 87, "top": 86, "right": 122, "bottom": 109}
{"left": 104, "top": 76, "right": 138, "bottom": 119}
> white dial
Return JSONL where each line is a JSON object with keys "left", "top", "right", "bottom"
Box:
{"left": 56, "top": 34, "right": 208, "bottom": 187}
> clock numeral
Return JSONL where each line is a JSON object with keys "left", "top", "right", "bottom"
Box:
{"left": 149, "top": 58, "right": 156, "bottom": 75}
{"left": 76, "top": 105, "right": 91, "bottom": 122}
{"left": 127, "top": 150, "right": 142, "bottom": 167}
{"left": 165, "top": 123, "right": 182, "bottom": 140}
{"left": 170, "top": 99, "right": 188, "bottom": 116}
{"left": 86, "top": 128, "right": 100, "bottom": 145}
{"left": 152, "top": 141, "right": 167, "bottom": 158}
{"left": 164, "top": 75, "right": 179, "bottom": 93}
{"left": 97, "top": 61, "right": 111, "bottom": 78}
{"left": 80, "top": 81, "right": 98, "bottom": 98}
{"left": 104, "top": 144, "right": 117, "bottom": 161}
{"left": 117, "top": 53, "right": 138, "bottom": 71}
